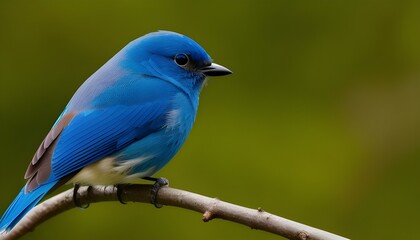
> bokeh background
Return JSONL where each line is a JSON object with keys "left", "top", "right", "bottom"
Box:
{"left": 1, "top": 1, "right": 420, "bottom": 239}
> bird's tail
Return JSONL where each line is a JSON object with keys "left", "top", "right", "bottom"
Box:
{"left": 0, "top": 181, "right": 57, "bottom": 232}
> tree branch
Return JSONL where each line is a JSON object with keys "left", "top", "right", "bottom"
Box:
{"left": 0, "top": 185, "right": 349, "bottom": 240}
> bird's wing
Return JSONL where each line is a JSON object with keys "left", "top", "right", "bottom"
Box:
{"left": 24, "top": 101, "right": 169, "bottom": 192}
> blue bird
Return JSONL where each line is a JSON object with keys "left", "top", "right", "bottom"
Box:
{"left": 0, "top": 31, "right": 232, "bottom": 232}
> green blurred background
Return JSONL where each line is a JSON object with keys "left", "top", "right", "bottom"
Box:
{"left": 1, "top": 1, "right": 419, "bottom": 239}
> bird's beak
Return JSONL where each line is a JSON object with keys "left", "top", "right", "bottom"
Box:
{"left": 200, "top": 63, "right": 233, "bottom": 76}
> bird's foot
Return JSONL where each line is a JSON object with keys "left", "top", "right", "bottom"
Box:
{"left": 73, "top": 184, "right": 90, "bottom": 209}
{"left": 142, "top": 177, "right": 169, "bottom": 208}
{"left": 115, "top": 184, "right": 129, "bottom": 204}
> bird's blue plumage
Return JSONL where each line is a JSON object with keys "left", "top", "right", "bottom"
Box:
{"left": 51, "top": 102, "right": 169, "bottom": 178}
{"left": 0, "top": 30, "right": 231, "bottom": 233}
{"left": 0, "top": 181, "right": 58, "bottom": 232}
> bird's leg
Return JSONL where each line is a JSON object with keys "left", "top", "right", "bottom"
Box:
{"left": 115, "top": 184, "right": 128, "bottom": 204}
{"left": 142, "top": 177, "right": 169, "bottom": 208}
{"left": 73, "top": 184, "right": 90, "bottom": 209}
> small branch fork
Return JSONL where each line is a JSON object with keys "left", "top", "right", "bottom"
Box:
{"left": 0, "top": 185, "right": 350, "bottom": 240}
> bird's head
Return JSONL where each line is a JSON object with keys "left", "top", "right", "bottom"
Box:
{"left": 120, "top": 31, "right": 232, "bottom": 92}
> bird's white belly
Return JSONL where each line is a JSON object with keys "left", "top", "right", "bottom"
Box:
{"left": 68, "top": 156, "right": 156, "bottom": 185}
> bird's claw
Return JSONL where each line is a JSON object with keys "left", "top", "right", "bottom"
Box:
{"left": 143, "top": 177, "right": 169, "bottom": 208}
{"left": 116, "top": 184, "right": 128, "bottom": 204}
{"left": 151, "top": 178, "right": 169, "bottom": 208}
{"left": 73, "top": 184, "right": 90, "bottom": 209}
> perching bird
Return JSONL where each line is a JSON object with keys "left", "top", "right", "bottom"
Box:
{"left": 0, "top": 31, "right": 232, "bottom": 232}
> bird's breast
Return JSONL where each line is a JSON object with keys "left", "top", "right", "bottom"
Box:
{"left": 164, "top": 92, "right": 197, "bottom": 140}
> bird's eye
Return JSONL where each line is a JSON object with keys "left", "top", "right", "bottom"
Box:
{"left": 174, "top": 53, "right": 189, "bottom": 66}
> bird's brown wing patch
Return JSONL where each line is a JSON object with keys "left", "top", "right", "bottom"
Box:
{"left": 24, "top": 112, "right": 76, "bottom": 193}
